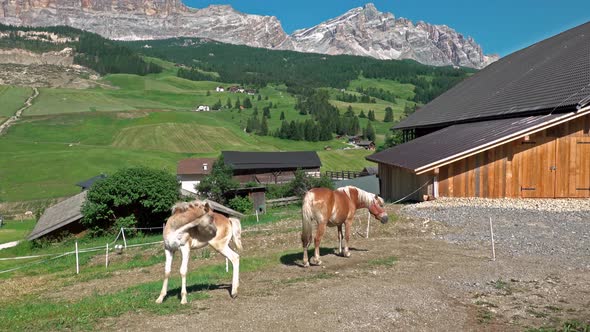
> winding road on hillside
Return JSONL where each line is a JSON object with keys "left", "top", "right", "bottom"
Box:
{"left": 0, "top": 87, "right": 39, "bottom": 135}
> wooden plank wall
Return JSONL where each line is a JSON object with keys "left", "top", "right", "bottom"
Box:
{"left": 437, "top": 115, "right": 590, "bottom": 198}
{"left": 378, "top": 115, "right": 590, "bottom": 200}
{"left": 378, "top": 164, "right": 433, "bottom": 201}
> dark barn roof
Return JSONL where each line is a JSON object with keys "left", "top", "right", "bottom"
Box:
{"left": 396, "top": 21, "right": 590, "bottom": 130}
{"left": 222, "top": 151, "right": 321, "bottom": 173}
{"left": 369, "top": 113, "right": 576, "bottom": 173}
{"left": 76, "top": 174, "right": 107, "bottom": 190}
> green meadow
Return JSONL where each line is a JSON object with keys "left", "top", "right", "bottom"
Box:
{"left": 0, "top": 85, "right": 32, "bottom": 118}
{"left": 0, "top": 220, "right": 36, "bottom": 243}
{"left": 0, "top": 58, "right": 419, "bottom": 203}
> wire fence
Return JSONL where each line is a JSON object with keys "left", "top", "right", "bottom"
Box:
{"left": 0, "top": 227, "right": 164, "bottom": 275}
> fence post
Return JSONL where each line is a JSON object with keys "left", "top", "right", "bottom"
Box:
{"left": 255, "top": 209, "right": 259, "bottom": 223}
{"left": 226, "top": 258, "right": 229, "bottom": 273}
{"left": 489, "top": 217, "right": 496, "bottom": 261}
{"left": 75, "top": 241, "right": 79, "bottom": 275}
{"left": 105, "top": 243, "right": 109, "bottom": 268}
{"left": 366, "top": 211, "right": 370, "bottom": 239}
{"left": 121, "top": 227, "right": 127, "bottom": 248}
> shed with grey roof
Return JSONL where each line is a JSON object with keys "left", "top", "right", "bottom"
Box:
{"left": 28, "top": 191, "right": 87, "bottom": 240}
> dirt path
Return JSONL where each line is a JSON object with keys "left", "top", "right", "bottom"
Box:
{"left": 0, "top": 87, "right": 39, "bottom": 135}
{"left": 93, "top": 208, "right": 590, "bottom": 332}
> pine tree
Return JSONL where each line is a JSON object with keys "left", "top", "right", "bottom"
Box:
{"left": 368, "top": 110, "right": 376, "bottom": 121}
{"left": 257, "top": 94, "right": 262, "bottom": 101}
{"left": 243, "top": 97, "right": 253, "bottom": 108}
{"left": 259, "top": 116, "right": 269, "bottom": 136}
{"left": 384, "top": 106, "right": 394, "bottom": 122}
{"left": 279, "top": 120, "right": 290, "bottom": 139}
{"left": 263, "top": 106, "right": 271, "bottom": 118}
{"left": 344, "top": 105, "right": 355, "bottom": 117}
{"left": 235, "top": 97, "right": 241, "bottom": 109}
{"left": 280, "top": 111, "right": 285, "bottom": 120}
{"left": 213, "top": 99, "right": 222, "bottom": 110}
{"left": 366, "top": 122, "right": 376, "bottom": 141}
{"left": 206, "top": 90, "right": 211, "bottom": 96}
{"left": 359, "top": 110, "right": 366, "bottom": 118}
{"left": 226, "top": 98, "right": 232, "bottom": 109}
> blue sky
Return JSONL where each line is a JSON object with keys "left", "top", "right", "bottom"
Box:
{"left": 184, "top": 0, "right": 590, "bottom": 56}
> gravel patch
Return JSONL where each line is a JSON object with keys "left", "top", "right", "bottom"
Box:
{"left": 401, "top": 198, "right": 590, "bottom": 269}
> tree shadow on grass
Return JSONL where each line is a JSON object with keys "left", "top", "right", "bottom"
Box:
{"left": 280, "top": 247, "right": 367, "bottom": 267}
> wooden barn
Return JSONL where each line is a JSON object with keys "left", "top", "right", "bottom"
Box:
{"left": 222, "top": 151, "right": 321, "bottom": 184}
{"left": 368, "top": 22, "right": 590, "bottom": 201}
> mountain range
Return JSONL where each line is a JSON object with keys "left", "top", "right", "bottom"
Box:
{"left": 0, "top": 0, "right": 498, "bottom": 68}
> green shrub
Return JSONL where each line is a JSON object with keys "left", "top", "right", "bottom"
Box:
{"left": 81, "top": 167, "right": 179, "bottom": 236}
{"left": 228, "top": 196, "right": 253, "bottom": 214}
{"left": 197, "top": 156, "right": 238, "bottom": 204}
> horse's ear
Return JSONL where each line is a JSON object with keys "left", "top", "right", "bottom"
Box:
{"left": 204, "top": 202, "right": 211, "bottom": 212}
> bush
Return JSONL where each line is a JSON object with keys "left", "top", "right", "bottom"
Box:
{"left": 266, "top": 183, "right": 291, "bottom": 199}
{"left": 197, "top": 155, "right": 238, "bottom": 204}
{"left": 228, "top": 196, "right": 253, "bottom": 214}
{"left": 81, "top": 167, "right": 179, "bottom": 236}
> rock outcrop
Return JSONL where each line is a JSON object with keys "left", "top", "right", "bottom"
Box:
{"left": 0, "top": 1, "right": 497, "bottom": 68}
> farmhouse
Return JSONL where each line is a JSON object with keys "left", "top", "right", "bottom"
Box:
{"left": 222, "top": 151, "right": 321, "bottom": 184}
{"left": 368, "top": 22, "right": 590, "bottom": 201}
{"left": 357, "top": 140, "right": 376, "bottom": 150}
{"left": 195, "top": 105, "right": 210, "bottom": 112}
{"left": 177, "top": 158, "right": 216, "bottom": 194}
{"left": 216, "top": 86, "right": 225, "bottom": 92}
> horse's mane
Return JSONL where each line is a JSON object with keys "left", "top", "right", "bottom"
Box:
{"left": 337, "top": 186, "right": 377, "bottom": 206}
{"left": 171, "top": 200, "right": 205, "bottom": 214}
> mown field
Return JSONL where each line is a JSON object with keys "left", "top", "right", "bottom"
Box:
{"left": 0, "top": 108, "right": 372, "bottom": 201}
{"left": 0, "top": 58, "right": 424, "bottom": 203}
{"left": 0, "top": 85, "right": 32, "bottom": 117}
{"left": 0, "top": 219, "right": 35, "bottom": 243}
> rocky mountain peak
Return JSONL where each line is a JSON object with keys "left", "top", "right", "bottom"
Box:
{"left": 286, "top": 4, "right": 496, "bottom": 68}
{"left": 0, "top": 0, "right": 498, "bottom": 68}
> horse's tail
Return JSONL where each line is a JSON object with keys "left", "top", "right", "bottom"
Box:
{"left": 229, "top": 217, "right": 243, "bottom": 251}
{"left": 301, "top": 191, "right": 315, "bottom": 247}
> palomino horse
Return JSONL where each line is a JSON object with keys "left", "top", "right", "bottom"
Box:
{"left": 156, "top": 200, "right": 242, "bottom": 304}
{"left": 301, "top": 186, "right": 388, "bottom": 267}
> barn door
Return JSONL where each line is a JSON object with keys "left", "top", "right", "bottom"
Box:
{"left": 554, "top": 137, "right": 590, "bottom": 198}
{"left": 574, "top": 139, "right": 590, "bottom": 197}
{"left": 518, "top": 139, "right": 557, "bottom": 198}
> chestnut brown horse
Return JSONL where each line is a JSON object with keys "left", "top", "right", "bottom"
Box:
{"left": 301, "top": 186, "right": 388, "bottom": 267}
{"left": 156, "top": 200, "right": 242, "bottom": 304}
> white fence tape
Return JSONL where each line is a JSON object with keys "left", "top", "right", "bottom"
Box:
{"left": 0, "top": 227, "right": 164, "bottom": 275}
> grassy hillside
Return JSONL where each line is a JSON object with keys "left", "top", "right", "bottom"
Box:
{"left": 0, "top": 38, "right": 474, "bottom": 203}
{"left": 0, "top": 220, "right": 36, "bottom": 243}
{"left": 0, "top": 106, "right": 368, "bottom": 201}
{"left": 0, "top": 85, "right": 31, "bottom": 118}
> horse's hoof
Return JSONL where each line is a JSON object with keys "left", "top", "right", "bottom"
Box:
{"left": 181, "top": 298, "right": 188, "bottom": 305}
{"left": 344, "top": 251, "right": 351, "bottom": 258}
{"left": 303, "top": 262, "right": 310, "bottom": 268}
{"left": 231, "top": 293, "right": 238, "bottom": 299}
{"left": 310, "top": 257, "right": 322, "bottom": 266}
{"left": 155, "top": 297, "right": 164, "bottom": 304}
